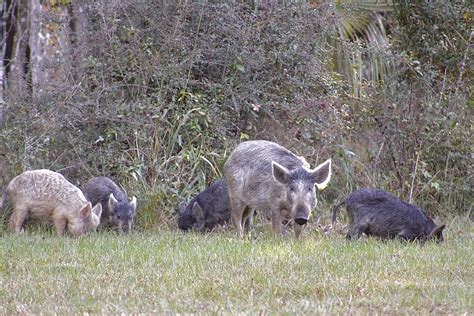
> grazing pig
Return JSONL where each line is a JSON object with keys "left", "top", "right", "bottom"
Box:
{"left": 178, "top": 178, "right": 231, "bottom": 231}
{"left": 82, "top": 177, "right": 137, "bottom": 233}
{"left": 224, "top": 140, "right": 332, "bottom": 238}
{"left": 332, "top": 188, "right": 446, "bottom": 242}
{"left": 0, "top": 169, "right": 102, "bottom": 236}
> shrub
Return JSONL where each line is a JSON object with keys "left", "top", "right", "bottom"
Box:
{"left": 0, "top": 1, "right": 470, "bottom": 231}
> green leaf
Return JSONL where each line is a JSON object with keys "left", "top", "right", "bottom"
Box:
{"left": 430, "top": 182, "right": 441, "bottom": 191}
{"left": 240, "top": 132, "right": 249, "bottom": 140}
{"left": 236, "top": 64, "right": 245, "bottom": 73}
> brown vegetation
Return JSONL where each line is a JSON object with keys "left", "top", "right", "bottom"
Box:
{"left": 0, "top": 1, "right": 471, "bottom": 228}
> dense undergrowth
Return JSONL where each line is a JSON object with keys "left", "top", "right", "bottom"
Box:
{"left": 0, "top": 1, "right": 471, "bottom": 229}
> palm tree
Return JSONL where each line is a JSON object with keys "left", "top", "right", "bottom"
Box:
{"left": 238, "top": 0, "right": 396, "bottom": 97}
{"left": 332, "top": 0, "right": 395, "bottom": 97}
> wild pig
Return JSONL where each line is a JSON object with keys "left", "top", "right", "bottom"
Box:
{"left": 82, "top": 176, "right": 137, "bottom": 233}
{"left": 224, "top": 140, "right": 332, "bottom": 238}
{"left": 0, "top": 169, "right": 102, "bottom": 236}
{"left": 178, "top": 178, "right": 231, "bottom": 231}
{"left": 332, "top": 188, "right": 446, "bottom": 242}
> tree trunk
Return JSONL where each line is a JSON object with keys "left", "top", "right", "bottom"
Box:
{"left": 0, "top": 0, "right": 30, "bottom": 123}
{"left": 5, "top": 0, "right": 29, "bottom": 97}
{"left": 0, "top": 0, "right": 80, "bottom": 112}
{"left": 68, "top": 1, "right": 87, "bottom": 82}
{"left": 29, "top": 0, "right": 72, "bottom": 98}
{"left": 0, "top": 2, "right": 5, "bottom": 123}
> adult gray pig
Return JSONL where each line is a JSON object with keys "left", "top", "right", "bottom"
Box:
{"left": 224, "top": 140, "right": 331, "bottom": 238}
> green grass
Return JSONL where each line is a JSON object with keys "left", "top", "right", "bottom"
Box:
{"left": 0, "top": 217, "right": 472, "bottom": 314}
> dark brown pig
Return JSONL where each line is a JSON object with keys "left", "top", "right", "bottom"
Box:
{"left": 178, "top": 178, "right": 230, "bottom": 232}
{"left": 332, "top": 188, "right": 445, "bottom": 242}
{"left": 82, "top": 177, "right": 137, "bottom": 233}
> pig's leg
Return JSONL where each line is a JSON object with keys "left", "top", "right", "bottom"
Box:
{"left": 346, "top": 228, "right": 358, "bottom": 240}
{"left": 243, "top": 215, "right": 253, "bottom": 233}
{"left": 230, "top": 199, "right": 245, "bottom": 238}
{"left": 294, "top": 223, "right": 303, "bottom": 239}
{"left": 271, "top": 208, "right": 282, "bottom": 237}
{"left": 346, "top": 223, "right": 368, "bottom": 240}
{"left": 396, "top": 230, "right": 416, "bottom": 242}
{"left": 9, "top": 206, "right": 28, "bottom": 233}
{"left": 242, "top": 207, "right": 255, "bottom": 234}
{"left": 52, "top": 214, "right": 67, "bottom": 235}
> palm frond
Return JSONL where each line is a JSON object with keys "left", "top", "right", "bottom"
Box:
{"left": 332, "top": 0, "right": 395, "bottom": 97}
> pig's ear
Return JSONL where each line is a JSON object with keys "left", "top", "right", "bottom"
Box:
{"left": 431, "top": 224, "right": 446, "bottom": 241}
{"left": 191, "top": 202, "right": 205, "bottom": 230}
{"left": 130, "top": 196, "right": 137, "bottom": 212}
{"left": 108, "top": 193, "right": 118, "bottom": 213}
{"left": 178, "top": 202, "right": 187, "bottom": 214}
{"left": 311, "top": 159, "right": 332, "bottom": 190}
{"left": 92, "top": 203, "right": 102, "bottom": 219}
{"left": 80, "top": 202, "right": 93, "bottom": 218}
{"left": 191, "top": 202, "right": 204, "bottom": 219}
{"left": 272, "top": 161, "right": 290, "bottom": 184}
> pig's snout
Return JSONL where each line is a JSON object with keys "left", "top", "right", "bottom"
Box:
{"left": 294, "top": 205, "right": 310, "bottom": 225}
{"left": 117, "top": 220, "right": 132, "bottom": 234}
{"left": 294, "top": 217, "right": 308, "bottom": 225}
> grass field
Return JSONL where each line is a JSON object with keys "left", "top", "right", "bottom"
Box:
{"left": 0, "top": 217, "right": 472, "bottom": 314}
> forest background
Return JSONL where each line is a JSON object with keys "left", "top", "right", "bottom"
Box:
{"left": 0, "top": 0, "right": 472, "bottom": 228}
